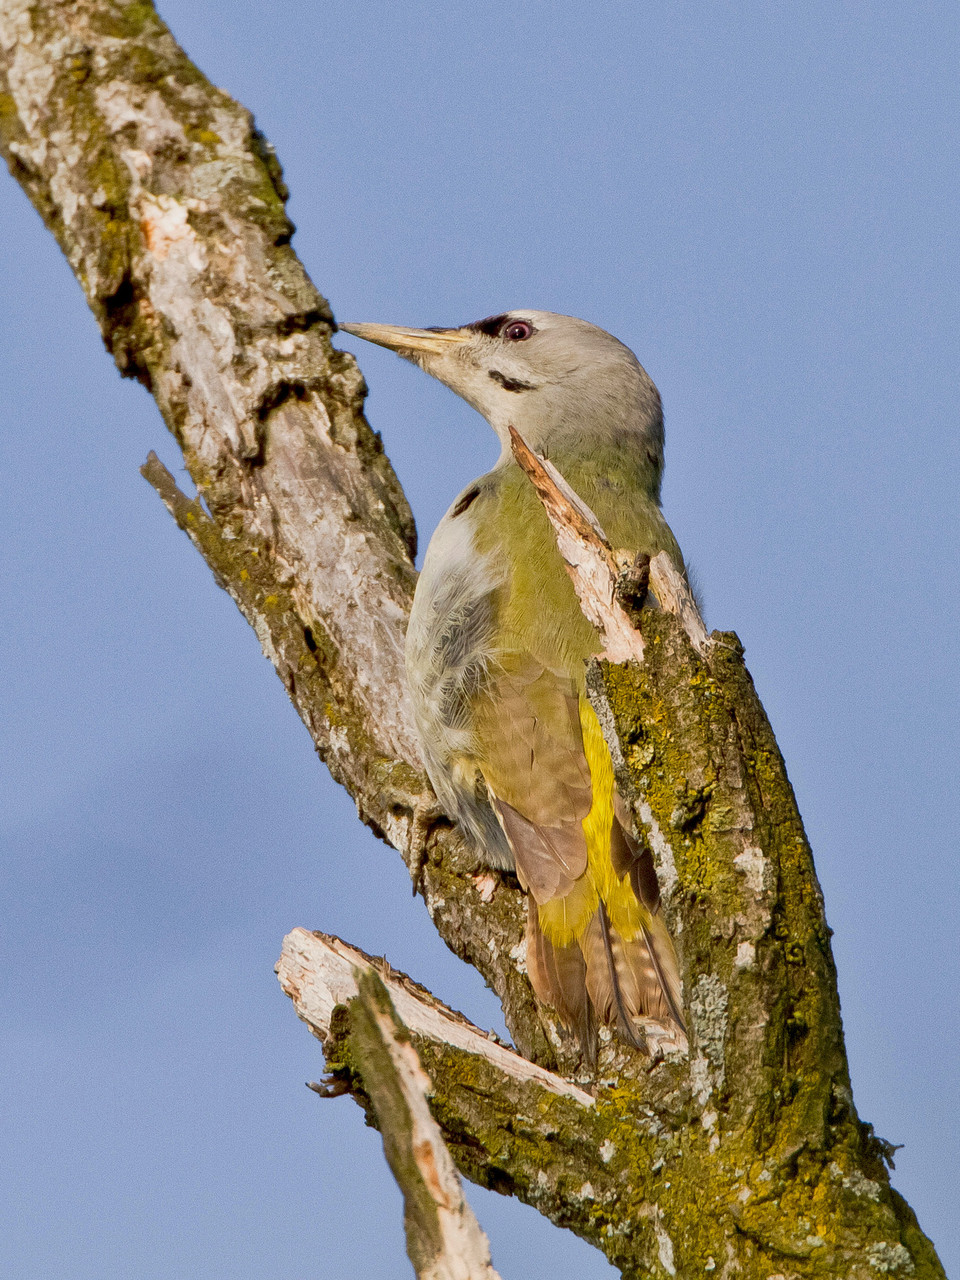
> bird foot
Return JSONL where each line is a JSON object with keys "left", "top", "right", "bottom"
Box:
{"left": 306, "top": 1075, "right": 351, "bottom": 1099}
{"left": 408, "top": 791, "right": 445, "bottom": 897}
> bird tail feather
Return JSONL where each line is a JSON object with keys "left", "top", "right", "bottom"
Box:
{"left": 639, "top": 913, "right": 686, "bottom": 1032}
{"left": 579, "top": 906, "right": 682, "bottom": 1038}
{"left": 525, "top": 900, "right": 595, "bottom": 1062}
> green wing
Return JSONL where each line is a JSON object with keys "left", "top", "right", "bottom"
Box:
{"left": 406, "top": 452, "right": 687, "bottom": 1052}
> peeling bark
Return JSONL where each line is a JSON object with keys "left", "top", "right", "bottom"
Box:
{"left": 0, "top": 3, "right": 946, "bottom": 1278}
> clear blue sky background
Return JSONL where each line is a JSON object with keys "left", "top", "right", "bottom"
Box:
{"left": 2, "top": 3, "right": 957, "bottom": 1277}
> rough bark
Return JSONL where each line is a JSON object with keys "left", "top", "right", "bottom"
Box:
{"left": 511, "top": 448, "right": 945, "bottom": 1276}
{"left": 0, "top": 3, "right": 945, "bottom": 1278}
{"left": 291, "top": 950, "right": 503, "bottom": 1280}
{"left": 0, "top": 0, "right": 553, "bottom": 1065}
{"left": 277, "top": 458, "right": 947, "bottom": 1276}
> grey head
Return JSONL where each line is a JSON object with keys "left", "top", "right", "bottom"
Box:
{"left": 339, "top": 310, "right": 664, "bottom": 466}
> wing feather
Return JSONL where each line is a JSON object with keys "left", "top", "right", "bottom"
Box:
{"left": 405, "top": 461, "right": 686, "bottom": 1057}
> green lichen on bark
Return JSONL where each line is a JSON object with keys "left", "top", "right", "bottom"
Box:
{"left": 140, "top": 452, "right": 548, "bottom": 1060}
{"left": 581, "top": 613, "right": 946, "bottom": 1277}
{"left": 318, "top": 966, "right": 500, "bottom": 1279}
{"left": 345, "top": 971, "right": 450, "bottom": 1274}
{"left": 287, "top": 542, "right": 947, "bottom": 1277}
{"left": 0, "top": 0, "right": 412, "bottom": 544}
{"left": 0, "top": 0, "right": 555, "bottom": 1061}
{"left": 304, "top": 908, "right": 942, "bottom": 1277}
{"left": 2, "top": 3, "right": 947, "bottom": 1276}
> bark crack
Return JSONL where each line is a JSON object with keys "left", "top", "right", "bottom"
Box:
{"left": 0, "top": 4, "right": 945, "bottom": 1276}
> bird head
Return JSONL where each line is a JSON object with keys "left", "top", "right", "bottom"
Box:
{"left": 339, "top": 310, "right": 663, "bottom": 463}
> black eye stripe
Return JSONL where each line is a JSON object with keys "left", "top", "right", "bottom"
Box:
{"left": 488, "top": 370, "right": 536, "bottom": 393}
{"left": 466, "top": 314, "right": 510, "bottom": 336}
{"left": 464, "top": 314, "right": 538, "bottom": 340}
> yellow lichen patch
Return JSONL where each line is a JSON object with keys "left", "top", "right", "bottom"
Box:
{"left": 187, "top": 127, "right": 223, "bottom": 149}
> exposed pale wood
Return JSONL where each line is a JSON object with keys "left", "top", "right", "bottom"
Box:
{"left": 648, "top": 551, "right": 711, "bottom": 654}
{"left": 508, "top": 425, "right": 647, "bottom": 662}
{"left": 508, "top": 427, "right": 710, "bottom": 658}
{"left": 0, "top": 5, "right": 947, "bottom": 1277}
{"left": 277, "top": 929, "right": 593, "bottom": 1107}
{"left": 341, "top": 967, "right": 503, "bottom": 1280}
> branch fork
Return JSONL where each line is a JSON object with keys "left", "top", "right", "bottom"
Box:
{"left": 0, "top": 6, "right": 943, "bottom": 1273}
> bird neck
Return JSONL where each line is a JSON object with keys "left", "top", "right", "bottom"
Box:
{"left": 496, "top": 428, "right": 664, "bottom": 508}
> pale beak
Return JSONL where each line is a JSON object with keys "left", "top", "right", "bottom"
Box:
{"left": 339, "top": 322, "right": 472, "bottom": 356}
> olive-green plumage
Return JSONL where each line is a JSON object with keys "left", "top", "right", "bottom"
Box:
{"left": 341, "top": 310, "right": 689, "bottom": 1055}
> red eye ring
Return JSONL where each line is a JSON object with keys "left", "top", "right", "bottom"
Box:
{"left": 504, "top": 320, "right": 533, "bottom": 341}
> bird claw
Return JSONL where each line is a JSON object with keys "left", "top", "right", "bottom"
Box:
{"left": 408, "top": 791, "right": 445, "bottom": 897}
{"left": 306, "top": 1075, "right": 351, "bottom": 1099}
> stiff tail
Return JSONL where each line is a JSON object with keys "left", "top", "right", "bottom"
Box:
{"left": 596, "top": 900, "right": 644, "bottom": 1049}
{"left": 580, "top": 902, "right": 685, "bottom": 1039}
{"left": 499, "top": 697, "right": 685, "bottom": 1057}
{"left": 640, "top": 914, "right": 686, "bottom": 1031}
{"left": 526, "top": 893, "right": 684, "bottom": 1058}
{"left": 525, "top": 900, "right": 596, "bottom": 1063}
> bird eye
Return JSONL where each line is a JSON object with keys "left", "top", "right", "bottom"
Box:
{"left": 504, "top": 320, "right": 533, "bottom": 341}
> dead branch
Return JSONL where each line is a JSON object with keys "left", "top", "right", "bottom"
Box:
{"left": 314, "top": 957, "right": 504, "bottom": 1280}
{"left": 0, "top": 4, "right": 946, "bottom": 1276}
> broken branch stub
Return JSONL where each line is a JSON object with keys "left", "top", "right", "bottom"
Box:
{"left": 277, "top": 930, "right": 593, "bottom": 1108}
{"left": 507, "top": 425, "right": 710, "bottom": 657}
{"left": 0, "top": 5, "right": 946, "bottom": 1274}
{"left": 342, "top": 966, "right": 503, "bottom": 1280}
{"left": 508, "top": 425, "right": 647, "bottom": 663}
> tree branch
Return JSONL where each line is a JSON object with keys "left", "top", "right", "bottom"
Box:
{"left": 1, "top": 3, "right": 946, "bottom": 1276}
{"left": 506, "top": 435, "right": 946, "bottom": 1277}
{"left": 303, "top": 955, "right": 504, "bottom": 1280}
{"left": 277, "top": 928, "right": 694, "bottom": 1269}
{"left": 278, "top": 929, "right": 593, "bottom": 1109}
{"left": 0, "top": 0, "right": 556, "bottom": 1066}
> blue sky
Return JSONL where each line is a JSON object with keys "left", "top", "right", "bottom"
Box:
{"left": 2, "top": 3, "right": 957, "bottom": 1276}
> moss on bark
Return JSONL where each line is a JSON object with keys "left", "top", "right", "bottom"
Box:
{"left": 1, "top": 4, "right": 946, "bottom": 1276}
